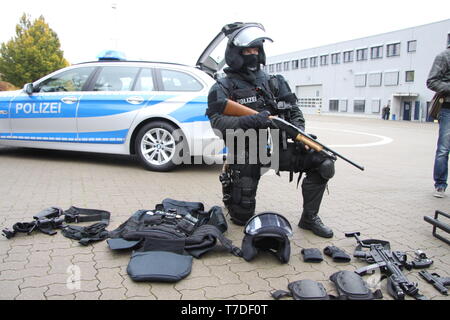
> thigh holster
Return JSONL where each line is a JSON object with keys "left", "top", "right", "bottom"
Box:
{"left": 220, "top": 164, "right": 261, "bottom": 225}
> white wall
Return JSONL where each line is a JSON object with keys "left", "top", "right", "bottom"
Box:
{"left": 266, "top": 19, "right": 450, "bottom": 121}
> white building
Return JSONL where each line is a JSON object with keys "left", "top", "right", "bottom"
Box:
{"left": 265, "top": 19, "right": 450, "bottom": 121}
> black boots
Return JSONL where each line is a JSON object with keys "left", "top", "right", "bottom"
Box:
{"left": 298, "top": 213, "right": 333, "bottom": 238}
{"left": 299, "top": 171, "right": 333, "bottom": 238}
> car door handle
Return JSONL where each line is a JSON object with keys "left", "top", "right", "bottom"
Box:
{"left": 61, "top": 97, "right": 78, "bottom": 104}
{"left": 126, "top": 96, "right": 145, "bottom": 105}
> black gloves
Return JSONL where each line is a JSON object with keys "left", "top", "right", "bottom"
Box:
{"left": 239, "top": 110, "right": 271, "bottom": 130}
{"left": 301, "top": 248, "right": 323, "bottom": 263}
{"left": 323, "top": 246, "right": 351, "bottom": 263}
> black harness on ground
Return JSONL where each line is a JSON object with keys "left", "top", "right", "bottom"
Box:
{"left": 61, "top": 207, "right": 111, "bottom": 245}
{"left": 2, "top": 206, "right": 111, "bottom": 245}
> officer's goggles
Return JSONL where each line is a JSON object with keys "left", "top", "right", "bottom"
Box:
{"left": 232, "top": 25, "right": 273, "bottom": 47}
{"left": 244, "top": 212, "right": 292, "bottom": 237}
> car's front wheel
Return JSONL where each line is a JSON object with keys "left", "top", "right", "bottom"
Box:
{"left": 135, "top": 121, "right": 186, "bottom": 171}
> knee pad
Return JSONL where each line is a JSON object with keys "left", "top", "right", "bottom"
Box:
{"left": 317, "top": 158, "right": 335, "bottom": 180}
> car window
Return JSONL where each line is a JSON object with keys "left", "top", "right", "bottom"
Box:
{"left": 36, "top": 67, "right": 96, "bottom": 92}
{"left": 93, "top": 66, "right": 139, "bottom": 91}
{"left": 160, "top": 69, "right": 203, "bottom": 92}
{"left": 134, "top": 68, "right": 155, "bottom": 91}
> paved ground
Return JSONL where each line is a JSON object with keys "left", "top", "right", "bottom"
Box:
{"left": 0, "top": 114, "right": 448, "bottom": 300}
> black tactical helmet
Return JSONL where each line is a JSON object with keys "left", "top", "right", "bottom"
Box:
{"left": 241, "top": 212, "right": 292, "bottom": 263}
{"left": 222, "top": 22, "right": 273, "bottom": 71}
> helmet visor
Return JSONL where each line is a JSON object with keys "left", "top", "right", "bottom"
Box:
{"left": 232, "top": 26, "right": 273, "bottom": 47}
{"left": 245, "top": 212, "right": 292, "bottom": 236}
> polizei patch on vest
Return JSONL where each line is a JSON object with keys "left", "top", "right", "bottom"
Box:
{"left": 237, "top": 96, "right": 257, "bottom": 105}
{"left": 181, "top": 304, "right": 215, "bottom": 317}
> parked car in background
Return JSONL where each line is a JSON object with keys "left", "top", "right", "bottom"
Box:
{"left": 0, "top": 41, "right": 229, "bottom": 171}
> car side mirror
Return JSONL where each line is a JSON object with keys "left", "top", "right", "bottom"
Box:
{"left": 23, "top": 83, "right": 34, "bottom": 95}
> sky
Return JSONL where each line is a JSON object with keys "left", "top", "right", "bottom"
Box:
{"left": 1, "top": 0, "right": 450, "bottom": 66}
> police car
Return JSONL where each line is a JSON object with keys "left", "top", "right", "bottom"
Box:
{"left": 0, "top": 40, "right": 229, "bottom": 171}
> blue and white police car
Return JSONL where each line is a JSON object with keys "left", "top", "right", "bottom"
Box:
{"left": 0, "top": 39, "right": 229, "bottom": 171}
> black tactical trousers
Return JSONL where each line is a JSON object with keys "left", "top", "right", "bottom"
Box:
{"left": 221, "top": 147, "right": 331, "bottom": 226}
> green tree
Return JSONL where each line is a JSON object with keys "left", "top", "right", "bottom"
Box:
{"left": 0, "top": 13, "right": 69, "bottom": 88}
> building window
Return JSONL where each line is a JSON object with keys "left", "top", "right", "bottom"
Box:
{"left": 407, "top": 40, "right": 417, "bottom": 52}
{"left": 368, "top": 72, "right": 382, "bottom": 87}
{"left": 298, "top": 97, "right": 322, "bottom": 108}
{"left": 310, "top": 56, "right": 318, "bottom": 67}
{"left": 269, "top": 64, "right": 275, "bottom": 73}
{"left": 354, "top": 74, "right": 367, "bottom": 87}
{"left": 284, "top": 61, "right": 290, "bottom": 71}
{"left": 370, "top": 46, "right": 383, "bottom": 59}
{"left": 343, "top": 50, "right": 353, "bottom": 63}
{"left": 320, "top": 55, "right": 328, "bottom": 66}
{"left": 387, "top": 43, "right": 401, "bottom": 57}
{"left": 371, "top": 99, "right": 381, "bottom": 113}
{"left": 354, "top": 100, "right": 366, "bottom": 113}
{"left": 384, "top": 71, "right": 399, "bottom": 86}
{"left": 356, "top": 48, "right": 368, "bottom": 61}
{"left": 300, "top": 58, "right": 308, "bottom": 68}
{"left": 329, "top": 100, "right": 339, "bottom": 112}
{"left": 405, "top": 70, "right": 415, "bottom": 82}
{"left": 292, "top": 60, "right": 299, "bottom": 70}
{"left": 331, "top": 53, "right": 340, "bottom": 64}
{"left": 276, "top": 63, "right": 282, "bottom": 72}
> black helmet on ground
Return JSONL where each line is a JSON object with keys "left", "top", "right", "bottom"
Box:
{"left": 241, "top": 211, "right": 292, "bottom": 263}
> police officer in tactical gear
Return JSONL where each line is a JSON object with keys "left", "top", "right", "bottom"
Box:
{"left": 206, "top": 22, "right": 335, "bottom": 238}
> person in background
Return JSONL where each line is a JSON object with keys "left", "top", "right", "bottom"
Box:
{"left": 426, "top": 44, "right": 450, "bottom": 198}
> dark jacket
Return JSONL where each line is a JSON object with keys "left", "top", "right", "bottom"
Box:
{"left": 427, "top": 48, "right": 450, "bottom": 96}
{"left": 206, "top": 68, "right": 305, "bottom": 137}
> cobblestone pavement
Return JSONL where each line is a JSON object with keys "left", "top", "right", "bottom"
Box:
{"left": 0, "top": 115, "right": 448, "bottom": 300}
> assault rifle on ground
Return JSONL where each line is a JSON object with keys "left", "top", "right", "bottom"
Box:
{"left": 223, "top": 100, "right": 365, "bottom": 171}
{"left": 345, "top": 232, "right": 433, "bottom": 300}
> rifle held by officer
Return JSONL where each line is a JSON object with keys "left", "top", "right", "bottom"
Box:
{"left": 223, "top": 99, "right": 365, "bottom": 171}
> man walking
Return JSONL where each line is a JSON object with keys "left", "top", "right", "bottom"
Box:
{"left": 427, "top": 44, "right": 450, "bottom": 198}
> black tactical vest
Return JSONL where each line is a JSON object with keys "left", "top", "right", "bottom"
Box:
{"left": 108, "top": 199, "right": 242, "bottom": 258}
{"left": 218, "top": 71, "right": 277, "bottom": 113}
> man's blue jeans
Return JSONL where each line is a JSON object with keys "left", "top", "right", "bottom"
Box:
{"left": 434, "top": 108, "right": 450, "bottom": 189}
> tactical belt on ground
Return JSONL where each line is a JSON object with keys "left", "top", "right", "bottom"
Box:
{"left": 61, "top": 206, "right": 111, "bottom": 245}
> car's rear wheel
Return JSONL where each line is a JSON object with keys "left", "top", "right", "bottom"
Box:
{"left": 135, "top": 121, "right": 186, "bottom": 171}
